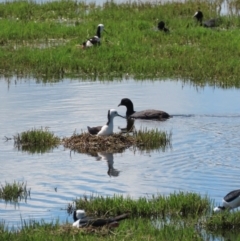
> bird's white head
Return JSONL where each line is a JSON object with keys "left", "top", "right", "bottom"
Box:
{"left": 75, "top": 209, "right": 86, "bottom": 219}
{"left": 108, "top": 109, "right": 125, "bottom": 119}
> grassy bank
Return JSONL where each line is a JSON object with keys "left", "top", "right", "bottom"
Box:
{"left": 0, "top": 0, "right": 240, "bottom": 86}
{"left": 1, "top": 192, "right": 240, "bottom": 240}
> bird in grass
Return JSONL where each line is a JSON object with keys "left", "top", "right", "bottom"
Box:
{"left": 118, "top": 98, "right": 171, "bottom": 120}
{"left": 73, "top": 209, "right": 129, "bottom": 228}
{"left": 214, "top": 189, "right": 240, "bottom": 212}
{"left": 87, "top": 109, "right": 125, "bottom": 136}
{"left": 194, "top": 10, "right": 219, "bottom": 28}
{"left": 82, "top": 24, "right": 105, "bottom": 49}
{"left": 157, "top": 21, "right": 169, "bottom": 32}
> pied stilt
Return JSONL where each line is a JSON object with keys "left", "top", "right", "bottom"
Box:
{"left": 73, "top": 209, "right": 129, "bottom": 228}
{"left": 157, "top": 21, "right": 169, "bottom": 32}
{"left": 87, "top": 109, "right": 125, "bottom": 136}
{"left": 214, "top": 189, "right": 240, "bottom": 212}
{"left": 82, "top": 24, "right": 105, "bottom": 49}
{"left": 118, "top": 98, "right": 170, "bottom": 120}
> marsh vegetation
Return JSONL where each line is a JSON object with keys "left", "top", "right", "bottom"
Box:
{"left": 0, "top": 181, "right": 30, "bottom": 203}
{"left": 14, "top": 127, "right": 60, "bottom": 153}
{"left": 0, "top": 0, "right": 240, "bottom": 86}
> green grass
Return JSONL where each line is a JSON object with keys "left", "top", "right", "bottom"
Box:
{"left": 0, "top": 181, "right": 30, "bottom": 203}
{"left": 1, "top": 192, "right": 240, "bottom": 240}
{"left": 14, "top": 127, "right": 60, "bottom": 153}
{"left": 73, "top": 192, "right": 210, "bottom": 218}
{"left": 0, "top": 0, "right": 240, "bottom": 85}
{"left": 134, "top": 127, "right": 172, "bottom": 152}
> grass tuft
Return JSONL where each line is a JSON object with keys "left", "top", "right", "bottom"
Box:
{"left": 14, "top": 127, "right": 60, "bottom": 153}
{"left": 0, "top": 181, "right": 30, "bottom": 203}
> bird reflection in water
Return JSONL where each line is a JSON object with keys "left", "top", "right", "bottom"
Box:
{"left": 118, "top": 118, "right": 135, "bottom": 133}
{"left": 96, "top": 152, "right": 120, "bottom": 177}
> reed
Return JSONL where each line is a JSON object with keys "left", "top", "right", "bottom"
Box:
{"left": 0, "top": 181, "right": 30, "bottom": 202}
{"left": 0, "top": 0, "right": 240, "bottom": 85}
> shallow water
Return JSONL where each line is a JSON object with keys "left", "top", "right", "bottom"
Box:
{"left": 0, "top": 77, "right": 240, "bottom": 231}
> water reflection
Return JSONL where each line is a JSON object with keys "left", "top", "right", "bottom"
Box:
{"left": 118, "top": 119, "right": 135, "bottom": 133}
{"left": 96, "top": 152, "right": 120, "bottom": 177}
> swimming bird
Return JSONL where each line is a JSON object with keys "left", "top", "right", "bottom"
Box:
{"left": 118, "top": 98, "right": 170, "bottom": 120}
{"left": 213, "top": 189, "right": 240, "bottom": 212}
{"left": 87, "top": 109, "right": 125, "bottom": 136}
{"left": 194, "top": 10, "right": 218, "bottom": 28}
{"left": 157, "top": 21, "right": 169, "bottom": 32}
{"left": 82, "top": 24, "right": 105, "bottom": 49}
{"left": 73, "top": 209, "right": 129, "bottom": 228}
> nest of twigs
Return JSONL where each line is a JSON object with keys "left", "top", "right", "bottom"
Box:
{"left": 63, "top": 133, "right": 136, "bottom": 153}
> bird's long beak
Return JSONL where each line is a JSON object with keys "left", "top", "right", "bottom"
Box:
{"left": 117, "top": 113, "right": 126, "bottom": 119}
{"left": 118, "top": 102, "right": 122, "bottom": 107}
{"left": 103, "top": 29, "right": 108, "bottom": 33}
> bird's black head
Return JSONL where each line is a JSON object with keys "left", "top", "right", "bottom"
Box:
{"left": 118, "top": 98, "right": 133, "bottom": 107}
{"left": 118, "top": 98, "right": 135, "bottom": 116}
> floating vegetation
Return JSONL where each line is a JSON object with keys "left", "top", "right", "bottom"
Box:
{"left": 14, "top": 128, "right": 60, "bottom": 153}
{"left": 73, "top": 192, "right": 210, "bottom": 218}
{"left": 63, "top": 128, "right": 171, "bottom": 153}
{"left": 0, "top": 181, "right": 30, "bottom": 203}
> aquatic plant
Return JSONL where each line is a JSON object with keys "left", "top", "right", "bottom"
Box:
{"left": 134, "top": 127, "right": 172, "bottom": 152}
{"left": 14, "top": 127, "right": 60, "bottom": 153}
{"left": 0, "top": 181, "right": 30, "bottom": 203}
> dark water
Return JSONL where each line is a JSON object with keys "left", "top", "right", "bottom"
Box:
{"left": 0, "top": 78, "right": 240, "bottom": 232}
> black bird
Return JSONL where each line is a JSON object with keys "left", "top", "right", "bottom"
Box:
{"left": 73, "top": 209, "right": 129, "bottom": 228}
{"left": 118, "top": 98, "right": 170, "bottom": 120}
{"left": 157, "top": 21, "right": 169, "bottom": 32}
{"left": 82, "top": 24, "right": 105, "bottom": 49}
{"left": 214, "top": 189, "right": 240, "bottom": 212}
{"left": 194, "top": 10, "right": 218, "bottom": 28}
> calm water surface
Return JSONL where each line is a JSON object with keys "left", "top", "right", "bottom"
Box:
{"left": 0, "top": 78, "right": 240, "bottom": 230}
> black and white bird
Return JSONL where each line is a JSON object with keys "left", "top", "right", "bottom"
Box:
{"left": 157, "top": 21, "right": 169, "bottom": 32}
{"left": 82, "top": 24, "right": 105, "bottom": 48}
{"left": 73, "top": 209, "right": 129, "bottom": 228}
{"left": 194, "top": 10, "right": 218, "bottom": 28}
{"left": 118, "top": 98, "right": 171, "bottom": 120}
{"left": 214, "top": 189, "right": 240, "bottom": 212}
{"left": 87, "top": 109, "right": 125, "bottom": 136}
